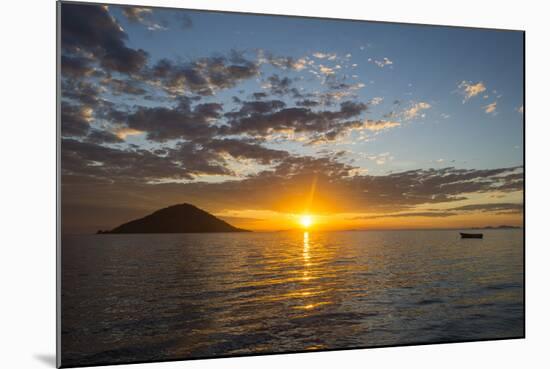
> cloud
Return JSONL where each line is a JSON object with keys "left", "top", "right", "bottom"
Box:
{"left": 449, "top": 202, "right": 523, "bottom": 213}
{"left": 458, "top": 81, "right": 487, "bottom": 102}
{"left": 61, "top": 103, "right": 93, "bottom": 137}
{"left": 100, "top": 77, "right": 147, "bottom": 95}
{"left": 113, "top": 127, "right": 143, "bottom": 140}
{"left": 203, "top": 139, "right": 290, "bottom": 165}
{"left": 517, "top": 105, "right": 524, "bottom": 114}
{"left": 484, "top": 101, "right": 497, "bottom": 114}
{"left": 402, "top": 102, "right": 431, "bottom": 120}
{"left": 313, "top": 82, "right": 365, "bottom": 104}
{"left": 148, "top": 54, "right": 260, "bottom": 96}
{"left": 221, "top": 100, "right": 368, "bottom": 142}
{"left": 122, "top": 7, "right": 192, "bottom": 31}
{"left": 122, "top": 7, "right": 166, "bottom": 31}
{"left": 312, "top": 52, "right": 337, "bottom": 60}
{"left": 371, "top": 57, "right": 393, "bottom": 68}
{"left": 258, "top": 51, "right": 310, "bottom": 71}
{"left": 124, "top": 102, "right": 223, "bottom": 142}
{"left": 263, "top": 75, "right": 301, "bottom": 97}
{"left": 363, "top": 202, "right": 524, "bottom": 220}
{"left": 62, "top": 79, "right": 103, "bottom": 108}
{"left": 86, "top": 129, "right": 124, "bottom": 144}
{"left": 319, "top": 65, "right": 335, "bottom": 75}
{"left": 296, "top": 99, "right": 320, "bottom": 107}
{"left": 369, "top": 97, "right": 384, "bottom": 105}
{"left": 61, "top": 55, "right": 95, "bottom": 78}
{"left": 61, "top": 3, "right": 148, "bottom": 74}
{"left": 361, "top": 211, "right": 458, "bottom": 219}
{"left": 226, "top": 99, "right": 286, "bottom": 118}
{"left": 363, "top": 119, "right": 401, "bottom": 131}
{"left": 61, "top": 138, "right": 198, "bottom": 181}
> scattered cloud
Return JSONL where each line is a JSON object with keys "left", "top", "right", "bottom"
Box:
{"left": 517, "top": 105, "right": 524, "bottom": 114}
{"left": 484, "top": 101, "right": 497, "bottom": 114}
{"left": 369, "top": 97, "right": 384, "bottom": 105}
{"left": 402, "top": 102, "right": 431, "bottom": 120}
{"left": 122, "top": 7, "right": 167, "bottom": 31}
{"left": 122, "top": 6, "right": 192, "bottom": 31}
{"left": 312, "top": 52, "right": 337, "bottom": 60}
{"left": 458, "top": 81, "right": 487, "bottom": 102}
{"left": 363, "top": 119, "right": 400, "bottom": 131}
{"left": 371, "top": 57, "right": 393, "bottom": 68}
{"left": 319, "top": 64, "right": 335, "bottom": 75}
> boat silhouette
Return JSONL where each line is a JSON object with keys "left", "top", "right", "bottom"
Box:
{"left": 460, "top": 232, "right": 483, "bottom": 239}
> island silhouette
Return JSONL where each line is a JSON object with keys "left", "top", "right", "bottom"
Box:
{"left": 97, "top": 203, "right": 250, "bottom": 234}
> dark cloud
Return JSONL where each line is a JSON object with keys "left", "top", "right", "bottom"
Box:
{"left": 61, "top": 55, "right": 95, "bottom": 78}
{"left": 343, "top": 167, "right": 524, "bottom": 211}
{"left": 121, "top": 7, "right": 151, "bottom": 23}
{"left": 148, "top": 54, "right": 259, "bottom": 96}
{"left": 61, "top": 103, "right": 92, "bottom": 137}
{"left": 360, "top": 211, "right": 459, "bottom": 219}
{"left": 86, "top": 129, "right": 124, "bottom": 144}
{"left": 61, "top": 4, "right": 148, "bottom": 74}
{"left": 265, "top": 74, "right": 304, "bottom": 98}
{"left": 204, "top": 139, "right": 290, "bottom": 165}
{"left": 124, "top": 102, "right": 222, "bottom": 142}
{"left": 449, "top": 202, "right": 523, "bottom": 213}
{"left": 225, "top": 99, "right": 286, "bottom": 119}
{"left": 359, "top": 202, "right": 523, "bottom": 219}
{"left": 62, "top": 136, "right": 291, "bottom": 187}
{"left": 61, "top": 138, "right": 195, "bottom": 182}
{"left": 252, "top": 92, "right": 268, "bottom": 100}
{"left": 221, "top": 101, "right": 367, "bottom": 142}
{"left": 100, "top": 77, "right": 147, "bottom": 96}
{"left": 166, "top": 141, "right": 232, "bottom": 177}
{"left": 296, "top": 99, "right": 320, "bottom": 107}
{"left": 62, "top": 79, "right": 102, "bottom": 108}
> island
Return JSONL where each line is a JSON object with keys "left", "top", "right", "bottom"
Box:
{"left": 97, "top": 203, "right": 250, "bottom": 234}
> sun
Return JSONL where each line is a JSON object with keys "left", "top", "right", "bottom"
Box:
{"left": 300, "top": 215, "right": 313, "bottom": 228}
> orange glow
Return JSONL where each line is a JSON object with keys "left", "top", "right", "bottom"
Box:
{"left": 214, "top": 191, "right": 523, "bottom": 231}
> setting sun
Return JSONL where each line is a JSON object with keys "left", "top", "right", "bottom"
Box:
{"left": 300, "top": 215, "right": 313, "bottom": 228}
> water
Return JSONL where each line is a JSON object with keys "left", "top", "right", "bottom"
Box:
{"left": 61, "top": 229, "right": 524, "bottom": 366}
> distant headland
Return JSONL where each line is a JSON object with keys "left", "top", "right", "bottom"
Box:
{"left": 471, "top": 225, "right": 522, "bottom": 230}
{"left": 97, "top": 203, "right": 250, "bottom": 234}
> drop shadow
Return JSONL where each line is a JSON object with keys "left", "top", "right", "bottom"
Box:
{"left": 33, "top": 353, "right": 56, "bottom": 367}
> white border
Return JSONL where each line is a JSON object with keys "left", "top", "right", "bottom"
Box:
{"left": 3, "top": 1, "right": 549, "bottom": 369}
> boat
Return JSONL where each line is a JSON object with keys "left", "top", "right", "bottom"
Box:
{"left": 460, "top": 232, "right": 483, "bottom": 239}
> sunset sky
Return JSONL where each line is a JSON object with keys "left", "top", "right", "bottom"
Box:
{"left": 60, "top": 3, "right": 524, "bottom": 233}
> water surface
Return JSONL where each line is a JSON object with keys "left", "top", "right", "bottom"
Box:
{"left": 61, "top": 229, "right": 524, "bottom": 366}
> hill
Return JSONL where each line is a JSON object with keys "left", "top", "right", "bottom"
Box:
{"left": 97, "top": 203, "right": 250, "bottom": 234}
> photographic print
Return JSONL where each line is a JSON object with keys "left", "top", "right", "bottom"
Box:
{"left": 58, "top": 1, "right": 524, "bottom": 367}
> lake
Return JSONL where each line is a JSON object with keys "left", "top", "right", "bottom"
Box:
{"left": 61, "top": 229, "right": 524, "bottom": 366}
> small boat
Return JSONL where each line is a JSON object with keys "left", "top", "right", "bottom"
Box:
{"left": 460, "top": 232, "right": 483, "bottom": 239}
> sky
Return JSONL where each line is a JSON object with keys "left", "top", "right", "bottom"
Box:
{"left": 60, "top": 2, "right": 524, "bottom": 233}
